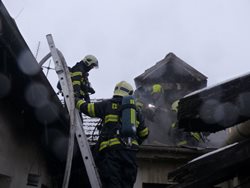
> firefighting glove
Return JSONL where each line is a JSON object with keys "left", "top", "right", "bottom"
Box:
{"left": 88, "top": 87, "right": 95, "bottom": 94}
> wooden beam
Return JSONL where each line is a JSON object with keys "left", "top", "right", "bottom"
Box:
{"left": 177, "top": 72, "right": 250, "bottom": 132}
{"left": 168, "top": 139, "right": 250, "bottom": 187}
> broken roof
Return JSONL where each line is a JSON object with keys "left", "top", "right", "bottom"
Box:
{"left": 168, "top": 139, "right": 250, "bottom": 188}
{"left": 134, "top": 52, "right": 207, "bottom": 88}
{"left": 177, "top": 71, "right": 250, "bottom": 132}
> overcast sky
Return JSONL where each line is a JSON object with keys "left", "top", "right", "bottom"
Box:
{"left": 3, "top": 0, "right": 250, "bottom": 99}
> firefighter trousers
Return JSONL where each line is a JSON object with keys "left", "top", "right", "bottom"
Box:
{"left": 96, "top": 148, "right": 138, "bottom": 188}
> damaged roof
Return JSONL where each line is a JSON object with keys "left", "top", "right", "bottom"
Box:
{"left": 177, "top": 71, "right": 250, "bottom": 132}
{"left": 134, "top": 52, "right": 207, "bottom": 88}
{"left": 168, "top": 139, "right": 250, "bottom": 188}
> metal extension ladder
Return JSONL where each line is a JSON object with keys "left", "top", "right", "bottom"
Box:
{"left": 44, "top": 34, "right": 102, "bottom": 188}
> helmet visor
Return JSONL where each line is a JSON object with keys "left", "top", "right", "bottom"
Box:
{"left": 114, "top": 86, "right": 133, "bottom": 96}
{"left": 84, "top": 55, "right": 99, "bottom": 69}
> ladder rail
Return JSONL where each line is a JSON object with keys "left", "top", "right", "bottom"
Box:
{"left": 46, "top": 35, "right": 75, "bottom": 188}
{"left": 45, "top": 34, "right": 102, "bottom": 188}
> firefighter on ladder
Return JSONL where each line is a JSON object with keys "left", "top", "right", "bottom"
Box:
{"left": 57, "top": 55, "right": 98, "bottom": 102}
{"left": 76, "top": 81, "right": 149, "bottom": 188}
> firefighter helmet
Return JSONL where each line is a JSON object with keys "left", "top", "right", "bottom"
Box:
{"left": 113, "top": 81, "right": 134, "bottom": 97}
{"left": 151, "top": 84, "right": 163, "bottom": 94}
{"left": 82, "top": 55, "right": 99, "bottom": 68}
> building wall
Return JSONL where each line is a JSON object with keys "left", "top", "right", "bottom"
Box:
{"left": 135, "top": 157, "right": 236, "bottom": 188}
{"left": 135, "top": 159, "right": 183, "bottom": 188}
{"left": 0, "top": 111, "right": 53, "bottom": 188}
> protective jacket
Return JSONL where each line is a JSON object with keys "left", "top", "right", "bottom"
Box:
{"left": 77, "top": 96, "right": 148, "bottom": 188}
{"left": 171, "top": 100, "right": 203, "bottom": 146}
{"left": 70, "top": 61, "right": 95, "bottom": 102}
{"left": 76, "top": 96, "right": 149, "bottom": 151}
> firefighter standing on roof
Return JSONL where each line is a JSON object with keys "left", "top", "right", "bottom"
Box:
{"left": 76, "top": 81, "right": 149, "bottom": 188}
{"left": 141, "top": 84, "right": 172, "bottom": 145}
{"left": 70, "top": 55, "right": 98, "bottom": 102}
{"left": 171, "top": 100, "right": 204, "bottom": 146}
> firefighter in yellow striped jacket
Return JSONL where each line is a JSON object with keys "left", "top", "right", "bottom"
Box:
{"left": 76, "top": 81, "right": 149, "bottom": 188}
{"left": 171, "top": 100, "right": 204, "bottom": 146}
{"left": 70, "top": 55, "right": 98, "bottom": 102}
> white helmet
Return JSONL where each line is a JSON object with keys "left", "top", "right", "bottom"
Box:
{"left": 82, "top": 55, "right": 99, "bottom": 68}
{"left": 113, "top": 81, "right": 134, "bottom": 97}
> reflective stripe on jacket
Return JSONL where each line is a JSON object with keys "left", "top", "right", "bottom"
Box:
{"left": 70, "top": 62, "right": 91, "bottom": 100}
{"left": 77, "top": 96, "right": 149, "bottom": 151}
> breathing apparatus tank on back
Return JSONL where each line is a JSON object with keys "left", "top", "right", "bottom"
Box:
{"left": 120, "top": 95, "right": 137, "bottom": 139}
{"left": 113, "top": 81, "right": 136, "bottom": 145}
